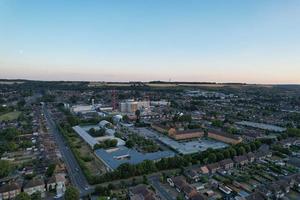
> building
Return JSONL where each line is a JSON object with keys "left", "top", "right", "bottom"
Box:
{"left": 219, "top": 158, "right": 234, "bottom": 170}
{"left": 120, "top": 100, "right": 150, "bottom": 113}
{"left": 185, "top": 169, "right": 200, "bottom": 182}
{"left": 207, "top": 163, "right": 221, "bottom": 174}
{"left": 129, "top": 184, "right": 158, "bottom": 200}
{"left": 247, "top": 152, "right": 255, "bottom": 163}
{"left": 0, "top": 183, "right": 21, "bottom": 200}
{"left": 23, "top": 179, "right": 45, "bottom": 198}
{"left": 151, "top": 123, "right": 170, "bottom": 134}
{"left": 47, "top": 174, "right": 66, "bottom": 197}
{"left": 168, "top": 128, "right": 204, "bottom": 140}
{"left": 207, "top": 130, "right": 242, "bottom": 144}
{"left": 168, "top": 176, "right": 199, "bottom": 199}
{"left": 233, "top": 155, "right": 249, "bottom": 167}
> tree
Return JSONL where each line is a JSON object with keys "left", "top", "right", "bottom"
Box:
{"left": 208, "top": 153, "right": 217, "bottom": 163}
{"left": 123, "top": 115, "right": 129, "bottom": 123}
{"left": 250, "top": 143, "right": 257, "bottom": 152}
{"left": 244, "top": 145, "right": 251, "bottom": 153}
{"left": 65, "top": 186, "right": 80, "bottom": 200}
{"left": 15, "top": 192, "right": 31, "bottom": 200}
{"left": 125, "top": 140, "right": 134, "bottom": 148}
{"left": 216, "top": 152, "right": 224, "bottom": 161}
{"left": 229, "top": 148, "right": 237, "bottom": 158}
{"left": 0, "top": 160, "right": 12, "bottom": 178}
{"left": 223, "top": 150, "right": 230, "bottom": 158}
{"left": 135, "top": 109, "right": 141, "bottom": 123}
{"left": 212, "top": 120, "right": 223, "bottom": 128}
{"left": 31, "top": 191, "right": 42, "bottom": 200}
{"left": 46, "top": 163, "right": 56, "bottom": 177}
{"left": 143, "top": 175, "right": 149, "bottom": 185}
{"left": 238, "top": 147, "right": 246, "bottom": 155}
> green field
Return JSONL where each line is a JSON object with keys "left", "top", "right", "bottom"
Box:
{"left": 0, "top": 111, "right": 21, "bottom": 121}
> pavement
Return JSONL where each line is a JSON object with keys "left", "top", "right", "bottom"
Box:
{"left": 42, "top": 105, "right": 94, "bottom": 197}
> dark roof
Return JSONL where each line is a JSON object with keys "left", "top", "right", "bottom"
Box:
{"left": 258, "top": 144, "right": 269, "bottom": 152}
{"left": 233, "top": 155, "right": 248, "bottom": 163}
{"left": 245, "top": 192, "right": 267, "bottom": 200}
{"left": 208, "top": 129, "right": 241, "bottom": 140}
{"left": 130, "top": 184, "right": 156, "bottom": 200}
{"left": 0, "top": 183, "right": 20, "bottom": 193}
{"left": 182, "top": 184, "right": 196, "bottom": 195}
{"left": 219, "top": 158, "right": 234, "bottom": 166}
{"left": 247, "top": 152, "right": 255, "bottom": 158}
{"left": 207, "top": 162, "right": 220, "bottom": 170}
{"left": 24, "top": 179, "right": 44, "bottom": 189}
{"left": 172, "top": 176, "right": 186, "bottom": 189}
{"left": 191, "top": 193, "right": 207, "bottom": 200}
{"left": 185, "top": 169, "right": 199, "bottom": 178}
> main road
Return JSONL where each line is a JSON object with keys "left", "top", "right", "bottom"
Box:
{"left": 42, "top": 104, "right": 94, "bottom": 197}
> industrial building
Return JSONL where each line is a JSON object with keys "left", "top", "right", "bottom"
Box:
{"left": 120, "top": 99, "right": 150, "bottom": 113}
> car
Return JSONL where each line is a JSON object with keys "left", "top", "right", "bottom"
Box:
{"left": 84, "top": 186, "right": 89, "bottom": 191}
{"left": 54, "top": 194, "right": 63, "bottom": 199}
{"left": 75, "top": 168, "right": 79, "bottom": 172}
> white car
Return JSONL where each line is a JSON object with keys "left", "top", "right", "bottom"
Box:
{"left": 54, "top": 194, "right": 63, "bottom": 199}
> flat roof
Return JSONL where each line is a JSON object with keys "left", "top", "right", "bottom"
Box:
{"left": 130, "top": 127, "right": 228, "bottom": 155}
{"left": 236, "top": 121, "right": 286, "bottom": 132}
{"left": 95, "top": 146, "right": 175, "bottom": 170}
{"left": 73, "top": 125, "right": 98, "bottom": 147}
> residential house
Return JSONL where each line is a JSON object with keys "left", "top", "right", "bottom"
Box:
{"left": 170, "top": 176, "right": 186, "bottom": 192}
{"left": 191, "top": 193, "right": 207, "bottom": 200}
{"left": 129, "top": 184, "right": 158, "bottom": 200}
{"left": 185, "top": 169, "right": 200, "bottom": 182}
{"left": 207, "top": 163, "right": 220, "bottom": 174}
{"left": 23, "top": 178, "right": 45, "bottom": 198}
{"left": 219, "top": 159, "right": 234, "bottom": 170}
{"left": 47, "top": 174, "right": 66, "bottom": 196}
{"left": 245, "top": 192, "right": 267, "bottom": 200}
{"left": 200, "top": 166, "right": 209, "bottom": 175}
{"left": 233, "top": 156, "right": 249, "bottom": 167}
{"left": 0, "top": 183, "right": 21, "bottom": 200}
{"left": 247, "top": 152, "right": 255, "bottom": 163}
{"left": 182, "top": 184, "right": 198, "bottom": 200}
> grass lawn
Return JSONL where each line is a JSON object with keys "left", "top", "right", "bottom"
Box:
{"left": 0, "top": 111, "right": 21, "bottom": 121}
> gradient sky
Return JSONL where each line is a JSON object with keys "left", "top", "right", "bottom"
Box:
{"left": 1, "top": 0, "right": 300, "bottom": 83}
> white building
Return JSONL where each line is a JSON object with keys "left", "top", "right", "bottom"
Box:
{"left": 120, "top": 100, "right": 150, "bottom": 113}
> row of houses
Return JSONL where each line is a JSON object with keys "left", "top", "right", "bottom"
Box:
{"left": 167, "top": 176, "right": 207, "bottom": 200}
{"left": 129, "top": 184, "right": 158, "bottom": 200}
{"left": 0, "top": 174, "right": 66, "bottom": 200}
{"left": 246, "top": 174, "right": 300, "bottom": 200}
{"left": 185, "top": 150, "right": 272, "bottom": 182}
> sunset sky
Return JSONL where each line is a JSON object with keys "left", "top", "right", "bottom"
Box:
{"left": 1, "top": 0, "right": 300, "bottom": 83}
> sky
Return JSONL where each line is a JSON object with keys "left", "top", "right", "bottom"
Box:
{"left": 0, "top": 0, "right": 300, "bottom": 84}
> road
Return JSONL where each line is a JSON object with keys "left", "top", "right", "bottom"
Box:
{"left": 149, "top": 175, "right": 175, "bottom": 200}
{"left": 42, "top": 105, "right": 93, "bottom": 197}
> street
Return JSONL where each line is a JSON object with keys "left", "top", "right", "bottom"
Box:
{"left": 43, "top": 105, "right": 93, "bottom": 197}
